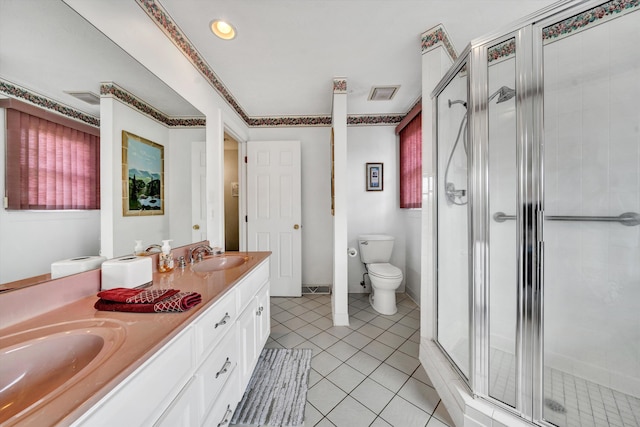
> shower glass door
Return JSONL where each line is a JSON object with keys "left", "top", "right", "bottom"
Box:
{"left": 487, "top": 36, "right": 518, "bottom": 408}
{"left": 541, "top": 8, "right": 640, "bottom": 427}
{"left": 436, "top": 64, "right": 470, "bottom": 380}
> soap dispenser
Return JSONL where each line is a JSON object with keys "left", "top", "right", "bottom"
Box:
{"left": 134, "top": 240, "right": 144, "bottom": 256}
{"left": 159, "top": 240, "right": 174, "bottom": 273}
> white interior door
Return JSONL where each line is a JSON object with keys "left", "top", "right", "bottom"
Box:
{"left": 247, "top": 140, "right": 301, "bottom": 297}
{"left": 191, "top": 141, "right": 207, "bottom": 243}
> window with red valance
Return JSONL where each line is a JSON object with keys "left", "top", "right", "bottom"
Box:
{"left": 397, "top": 105, "right": 422, "bottom": 209}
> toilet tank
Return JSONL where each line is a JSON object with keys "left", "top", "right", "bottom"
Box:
{"left": 358, "top": 235, "right": 395, "bottom": 263}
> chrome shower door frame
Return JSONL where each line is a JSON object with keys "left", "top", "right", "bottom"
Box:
{"left": 432, "top": 51, "right": 474, "bottom": 389}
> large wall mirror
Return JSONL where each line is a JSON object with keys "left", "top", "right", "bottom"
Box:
{"left": 0, "top": 0, "right": 206, "bottom": 292}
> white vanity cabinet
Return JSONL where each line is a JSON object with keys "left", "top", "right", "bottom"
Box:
{"left": 72, "top": 258, "right": 270, "bottom": 427}
{"left": 237, "top": 280, "right": 270, "bottom": 392}
{"left": 71, "top": 325, "right": 197, "bottom": 427}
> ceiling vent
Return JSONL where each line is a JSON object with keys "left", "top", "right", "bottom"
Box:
{"left": 368, "top": 85, "right": 400, "bottom": 101}
{"left": 65, "top": 91, "right": 100, "bottom": 105}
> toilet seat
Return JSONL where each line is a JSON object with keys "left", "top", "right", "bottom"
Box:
{"left": 367, "top": 263, "right": 402, "bottom": 280}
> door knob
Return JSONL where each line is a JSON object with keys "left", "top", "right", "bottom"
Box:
{"left": 293, "top": 224, "right": 300, "bottom": 230}
{"left": 192, "top": 224, "right": 200, "bottom": 230}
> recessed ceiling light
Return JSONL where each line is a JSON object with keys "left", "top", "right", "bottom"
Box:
{"left": 210, "top": 19, "right": 237, "bottom": 40}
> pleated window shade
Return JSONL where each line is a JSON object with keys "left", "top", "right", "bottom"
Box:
{"left": 399, "top": 111, "right": 422, "bottom": 209}
{"left": 5, "top": 109, "right": 100, "bottom": 210}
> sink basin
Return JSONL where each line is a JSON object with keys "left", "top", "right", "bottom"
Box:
{"left": 0, "top": 319, "right": 126, "bottom": 423}
{"left": 191, "top": 255, "right": 249, "bottom": 273}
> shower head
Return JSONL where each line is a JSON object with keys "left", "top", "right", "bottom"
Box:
{"left": 488, "top": 86, "right": 516, "bottom": 103}
{"left": 448, "top": 99, "right": 467, "bottom": 109}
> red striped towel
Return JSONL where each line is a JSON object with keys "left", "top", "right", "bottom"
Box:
{"left": 94, "top": 291, "right": 202, "bottom": 313}
{"left": 97, "top": 288, "right": 179, "bottom": 304}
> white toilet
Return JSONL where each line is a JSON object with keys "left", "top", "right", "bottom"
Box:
{"left": 358, "top": 234, "right": 403, "bottom": 315}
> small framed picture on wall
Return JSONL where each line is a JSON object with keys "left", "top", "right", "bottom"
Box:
{"left": 366, "top": 162, "right": 383, "bottom": 191}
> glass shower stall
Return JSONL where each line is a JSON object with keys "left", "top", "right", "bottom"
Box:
{"left": 432, "top": 0, "right": 639, "bottom": 425}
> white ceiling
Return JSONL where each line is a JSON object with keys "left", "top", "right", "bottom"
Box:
{"left": 0, "top": 0, "right": 560, "bottom": 123}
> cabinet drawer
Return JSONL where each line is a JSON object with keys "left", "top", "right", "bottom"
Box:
{"left": 199, "top": 327, "right": 238, "bottom": 411}
{"left": 202, "top": 368, "right": 239, "bottom": 427}
{"left": 236, "top": 260, "right": 269, "bottom": 312}
{"left": 195, "top": 290, "right": 237, "bottom": 360}
{"left": 153, "top": 376, "right": 198, "bottom": 427}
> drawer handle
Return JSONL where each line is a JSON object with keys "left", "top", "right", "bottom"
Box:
{"left": 256, "top": 306, "right": 264, "bottom": 316}
{"left": 218, "top": 404, "right": 232, "bottom": 427}
{"left": 215, "top": 313, "right": 230, "bottom": 328}
{"left": 216, "top": 357, "right": 231, "bottom": 379}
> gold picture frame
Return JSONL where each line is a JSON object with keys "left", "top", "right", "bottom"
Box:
{"left": 122, "top": 131, "right": 164, "bottom": 216}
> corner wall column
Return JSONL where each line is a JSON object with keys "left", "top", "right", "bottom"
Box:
{"left": 419, "top": 24, "right": 456, "bottom": 340}
{"left": 332, "top": 78, "right": 349, "bottom": 326}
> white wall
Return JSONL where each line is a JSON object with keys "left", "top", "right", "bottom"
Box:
{"left": 248, "top": 124, "right": 414, "bottom": 296}
{"left": 0, "top": 108, "right": 101, "bottom": 284}
{"left": 347, "top": 125, "right": 406, "bottom": 294}
{"left": 402, "top": 210, "right": 421, "bottom": 303}
{"left": 100, "top": 98, "right": 205, "bottom": 258}
{"left": 101, "top": 97, "right": 171, "bottom": 258}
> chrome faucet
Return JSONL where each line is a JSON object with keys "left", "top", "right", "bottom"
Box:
{"left": 189, "top": 244, "right": 215, "bottom": 263}
{"left": 145, "top": 244, "right": 162, "bottom": 254}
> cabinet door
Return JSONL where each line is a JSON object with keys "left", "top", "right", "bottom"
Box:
{"left": 237, "top": 302, "right": 258, "bottom": 392}
{"left": 256, "top": 283, "right": 270, "bottom": 349}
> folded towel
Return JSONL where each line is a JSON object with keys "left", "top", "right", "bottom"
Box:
{"left": 97, "top": 288, "right": 179, "bottom": 304}
{"left": 94, "top": 291, "right": 202, "bottom": 313}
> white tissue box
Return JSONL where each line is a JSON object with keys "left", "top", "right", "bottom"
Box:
{"left": 51, "top": 256, "right": 107, "bottom": 279}
{"left": 101, "top": 256, "right": 152, "bottom": 290}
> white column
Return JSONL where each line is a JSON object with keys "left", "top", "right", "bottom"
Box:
{"left": 99, "top": 96, "right": 115, "bottom": 259}
{"left": 332, "top": 78, "right": 349, "bottom": 326}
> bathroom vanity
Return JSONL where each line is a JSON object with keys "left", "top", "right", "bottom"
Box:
{"left": 0, "top": 251, "right": 271, "bottom": 427}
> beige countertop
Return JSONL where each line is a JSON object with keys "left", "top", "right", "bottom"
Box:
{"left": 0, "top": 251, "right": 271, "bottom": 427}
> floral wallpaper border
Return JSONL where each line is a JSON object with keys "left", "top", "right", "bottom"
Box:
{"left": 542, "top": 0, "right": 638, "bottom": 43}
{"left": 488, "top": 38, "right": 516, "bottom": 64}
{"left": 333, "top": 79, "right": 348, "bottom": 94}
{"left": 100, "top": 83, "right": 205, "bottom": 127}
{"left": 0, "top": 80, "right": 207, "bottom": 128}
{"left": 421, "top": 24, "right": 458, "bottom": 62}
{"left": 0, "top": 80, "right": 100, "bottom": 128}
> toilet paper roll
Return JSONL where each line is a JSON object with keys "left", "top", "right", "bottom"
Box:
{"left": 347, "top": 247, "right": 358, "bottom": 257}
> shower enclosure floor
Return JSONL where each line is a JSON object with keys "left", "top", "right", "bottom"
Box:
{"left": 489, "top": 347, "right": 640, "bottom": 427}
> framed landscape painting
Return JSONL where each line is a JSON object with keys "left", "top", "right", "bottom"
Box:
{"left": 122, "top": 131, "right": 164, "bottom": 216}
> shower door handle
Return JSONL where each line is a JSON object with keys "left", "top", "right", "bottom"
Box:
{"left": 493, "top": 211, "right": 640, "bottom": 226}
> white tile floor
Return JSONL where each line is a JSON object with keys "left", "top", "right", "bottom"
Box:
{"left": 488, "top": 347, "right": 640, "bottom": 427}
{"left": 266, "top": 293, "right": 454, "bottom": 427}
